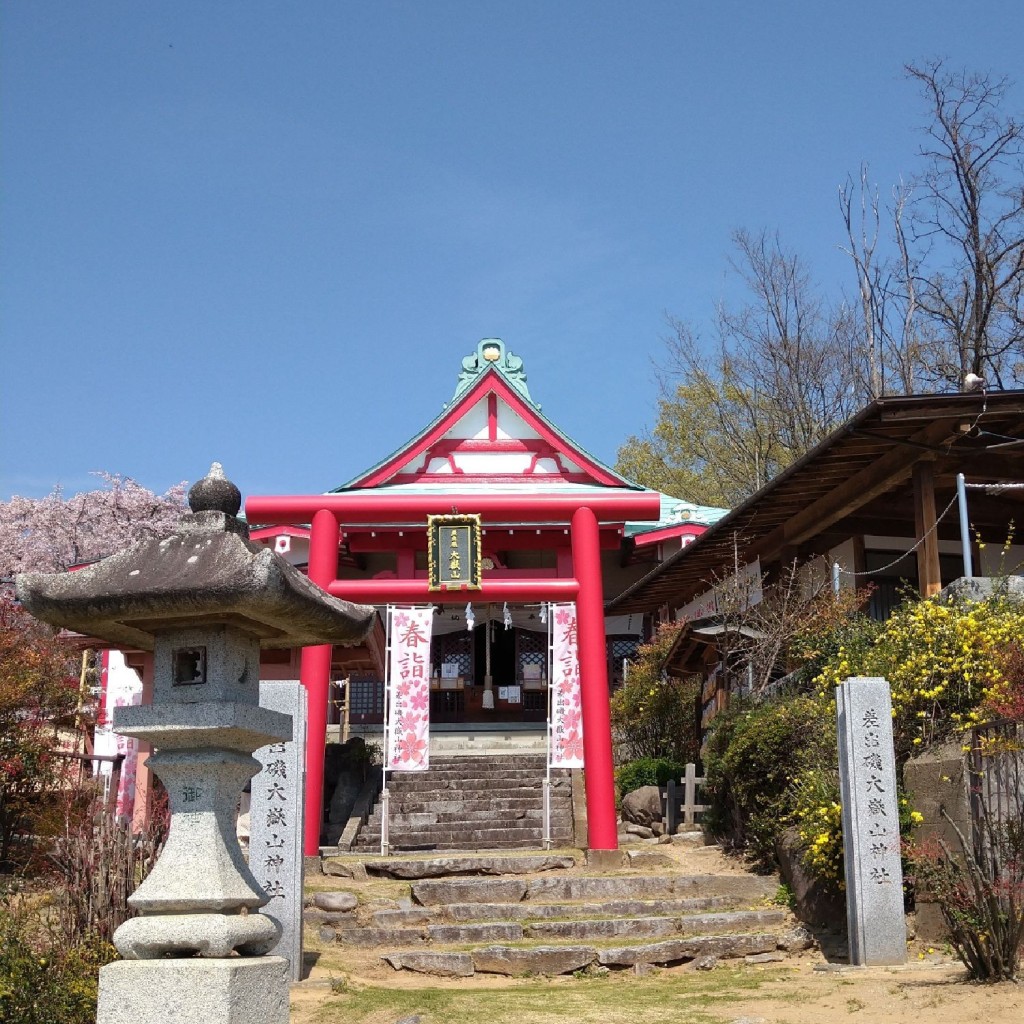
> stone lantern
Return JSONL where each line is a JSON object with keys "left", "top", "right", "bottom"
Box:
{"left": 17, "top": 464, "right": 373, "bottom": 1024}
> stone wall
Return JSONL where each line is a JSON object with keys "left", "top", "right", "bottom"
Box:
{"left": 902, "top": 740, "right": 972, "bottom": 942}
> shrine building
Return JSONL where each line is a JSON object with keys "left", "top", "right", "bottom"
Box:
{"left": 242, "top": 340, "right": 725, "bottom": 855}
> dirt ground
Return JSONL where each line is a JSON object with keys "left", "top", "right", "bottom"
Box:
{"left": 291, "top": 842, "right": 1024, "bottom": 1024}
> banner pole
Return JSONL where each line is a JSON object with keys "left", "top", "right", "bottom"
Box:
{"left": 543, "top": 603, "right": 552, "bottom": 848}
{"left": 381, "top": 606, "right": 392, "bottom": 857}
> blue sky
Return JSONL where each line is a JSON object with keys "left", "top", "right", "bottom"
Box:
{"left": 3, "top": 2, "right": 1022, "bottom": 502}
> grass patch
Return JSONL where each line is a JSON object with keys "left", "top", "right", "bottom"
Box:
{"left": 308, "top": 967, "right": 785, "bottom": 1024}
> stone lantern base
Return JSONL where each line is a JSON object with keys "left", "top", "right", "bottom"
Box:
{"left": 97, "top": 956, "right": 289, "bottom": 1024}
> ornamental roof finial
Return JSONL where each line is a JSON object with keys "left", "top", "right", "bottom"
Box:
{"left": 451, "top": 338, "right": 534, "bottom": 405}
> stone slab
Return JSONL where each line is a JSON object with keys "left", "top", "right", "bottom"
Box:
{"left": 97, "top": 956, "right": 289, "bottom": 1024}
{"left": 585, "top": 849, "right": 627, "bottom": 870}
{"left": 526, "top": 874, "right": 774, "bottom": 902}
{"left": 249, "top": 681, "right": 306, "bottom": 982}
{"left": 427, "top": 922, "right": 524, "bottom": 942}
{"left": 471, "top": 945, "right": 598, "bottom": 976}
{"left": 443, "top": 895, "right": 734, "bottom": 922}
{"left": 597, "top": 933, "right": 778, "bottom": 966}
{"left": 525, "top": 916, "right": 680, "bottom": 941}
{"left": 837, "top": 676, "right": 907, "bottom": 966}
{"left": 383, "top": 952, "right": 475, "bottom": 977}
{"left": 363, "top": 855, "right": 575, "bottom": 879}
{"left": 330, "top": 926, "right": 427, "bottom": 945}
{"left": 412, "top": 878, "right": 528, "bottom": 906}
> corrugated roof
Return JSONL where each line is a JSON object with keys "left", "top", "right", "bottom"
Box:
{"left": 608, "top": 390, "right": 1024, "bottom": 615}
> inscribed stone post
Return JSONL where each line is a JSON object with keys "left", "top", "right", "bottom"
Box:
{"left": 837, "top": 676, "right": 906, "bottom": 966}
{"left": 250, "top": 681, "right": 307, "bottom": 982}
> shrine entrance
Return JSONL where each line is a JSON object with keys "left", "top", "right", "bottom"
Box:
{"left": 245, "top": 340, "right": 683, "bottom": 855}
{"left": 430, "top": 613, "right": 548, "bottom": 724}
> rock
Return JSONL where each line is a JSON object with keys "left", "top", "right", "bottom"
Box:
{"left": 657, "top": 834, "right": 673, "bottom": 845}
{"left": 394, "top": 1016, "right": 423, "bottom": 1024}
{"left": 471, "top": 945, "right": 597, "bottom": 976}
{"left": 692, "top": 954, "right": 718, "bottom": 971}
{"left": 621, "top": 786, "right": 663, "bottom": 828}
{"left": 730, "top": 1018, "right": 769, "bottom": 1024}
{"left": 626, "top": 850, "right": 675, "bottom": 868}
{"left": 412, "top": 878, "right": 528, "bottom": 906}
{"left": 318, "top": 925, "right": 336, "bottom": 943}
{"left": 745, "top": 952, "right": 786, "bottom": 964}
{"left": 651, "top": 821, "right": 665, "bottom": 837}
{"left": 633, "top": 961, "right": 657, "bottom": 976}
{"left": 313, "top": 891, "right": 358, "bottom": 913}
{"left": 624, "top": 822, "right": 655, "bottom": 839}
{"left": 322, "top": 859, "right": 367, "bottom": 880}
{"left": 382, "top": 952, "right": 474, "bottom": 978}
{"left": 778, "top": 925, "right": 814, "bottom": 952}
{"left": 775, "top": 826, "right": 846, "bottom": 928}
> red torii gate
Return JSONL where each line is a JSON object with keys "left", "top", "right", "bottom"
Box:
{"left": 245, "top": 491, "right": 661, "bottom": 856}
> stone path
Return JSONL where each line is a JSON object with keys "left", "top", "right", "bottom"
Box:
{"left": 308, "top": 847, "right": 809, "bottom": 977}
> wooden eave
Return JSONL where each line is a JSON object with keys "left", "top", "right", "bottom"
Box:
{"left": 607, "top": 391, "right": 1024, "bottom": 615}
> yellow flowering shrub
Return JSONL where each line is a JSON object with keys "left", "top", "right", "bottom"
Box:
{"left": 813, "top": 594, "right": 1024, "bottom": 760}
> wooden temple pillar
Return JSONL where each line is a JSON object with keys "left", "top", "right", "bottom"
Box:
{"left": 913, "top": 462, "right": 942, "bottom": 598}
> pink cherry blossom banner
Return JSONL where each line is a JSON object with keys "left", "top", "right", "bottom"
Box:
{"left": 549, "top": 602, "right": 584, "bottom": 769}
{"left": 385, "top": 606, "right": 433, "bottom": 772}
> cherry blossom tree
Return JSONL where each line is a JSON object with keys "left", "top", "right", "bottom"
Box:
{"left": 0, "top": 473, "right": 187, "bottom": 577}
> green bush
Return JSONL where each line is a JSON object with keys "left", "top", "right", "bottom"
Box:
{"left": 0, "top": 904, "right": 112, "bottom": 1024}
{"left": 610, "top": 622, "right": 700, "bottom": 765}
{"left": 702, "top": 693, "right": 834, "bottom": 871}
{"left": 615, "top": 757, "right": 685, "bottom": 799}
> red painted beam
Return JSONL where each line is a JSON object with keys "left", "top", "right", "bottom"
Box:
{"left": 345, "top": 527, "right": 622, "bottom": 552}
{"left": 327, "top": 578, "right": 580, "bottom": 603}
{"left": 246, "top": 492, "right": 661, "bottom": 526}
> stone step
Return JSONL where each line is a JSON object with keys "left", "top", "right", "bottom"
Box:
{"left": 441, "top": 895, "right": 738, "bottom": 922}
{"left": 382, "top": 933, "right": 782, "bottom": 977}
{"left": 374, "top": 808, "right": 550, "bottom": 826}
{"left": 361, "top": 894, "right": 738, "bottom": 928}
{"left": 354, "top": 854, "right": 577, "bottom": 879}
{"left": 354, "top": 839, "right": 577, "bottom": 856}
{"left": 523, "top": 908, "right": 787, "bottom": 942}
{"left": 380, "top": 778, "right": 556, "bottom": 794}
{"left": 373, "top": 796, "right": 571, "bottom": 815}
{"left": 523, "top": 873, "right": 778, "bottom": 903}
{"left": 389, "top": 763, "right": 565, "bottom": 776}
{"left": 359, "top": 820, "right": 573, "bottom": 837}
{"left": 354, "top": 827, "right": 577, "bottom": 851}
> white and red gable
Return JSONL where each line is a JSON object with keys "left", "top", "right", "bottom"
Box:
{"left": 336, "top": 339, "right": 635, "bottom": 492}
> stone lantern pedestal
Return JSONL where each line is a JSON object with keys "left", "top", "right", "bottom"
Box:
{"left": 17, "top": 465, "right": 374, "bottom": 1024}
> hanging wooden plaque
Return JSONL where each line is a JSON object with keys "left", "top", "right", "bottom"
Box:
{"left": 427, "top": 514, "right": 482, "bottom": 590}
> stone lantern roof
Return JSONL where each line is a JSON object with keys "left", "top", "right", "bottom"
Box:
{"left": 16, "top": 463, "right": 374, "bottom": 651}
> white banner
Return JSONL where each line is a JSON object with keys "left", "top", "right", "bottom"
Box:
{"left": 548, "top": 602, "right": 584, "bottom": 768}
{"left": 385, "top": 606, "right": 433, "bottom": 772}
{"left": 92, "top": 650, "right": 143, "bottom": 819}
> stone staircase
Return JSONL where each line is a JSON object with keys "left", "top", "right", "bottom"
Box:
{"left": 350, "top": 754, "right": 574, "bottom": 853}
{"left": 310, "top": 852, "right": 809, "bottom": 977}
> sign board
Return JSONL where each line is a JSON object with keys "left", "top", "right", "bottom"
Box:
{"left": 676, "top": 558, "right": 763, "bottom": 622}
{"left": 385, "top": 606, "right": 433, "bottom": 772}
{"left": 250, "top": 680, "right": 306, "bottom": 982}
{"left": 427, "top": 514, "right": 482, "bottom": 590}
{"left": 548, "top": 603, "right": 584, "bottom": 768}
